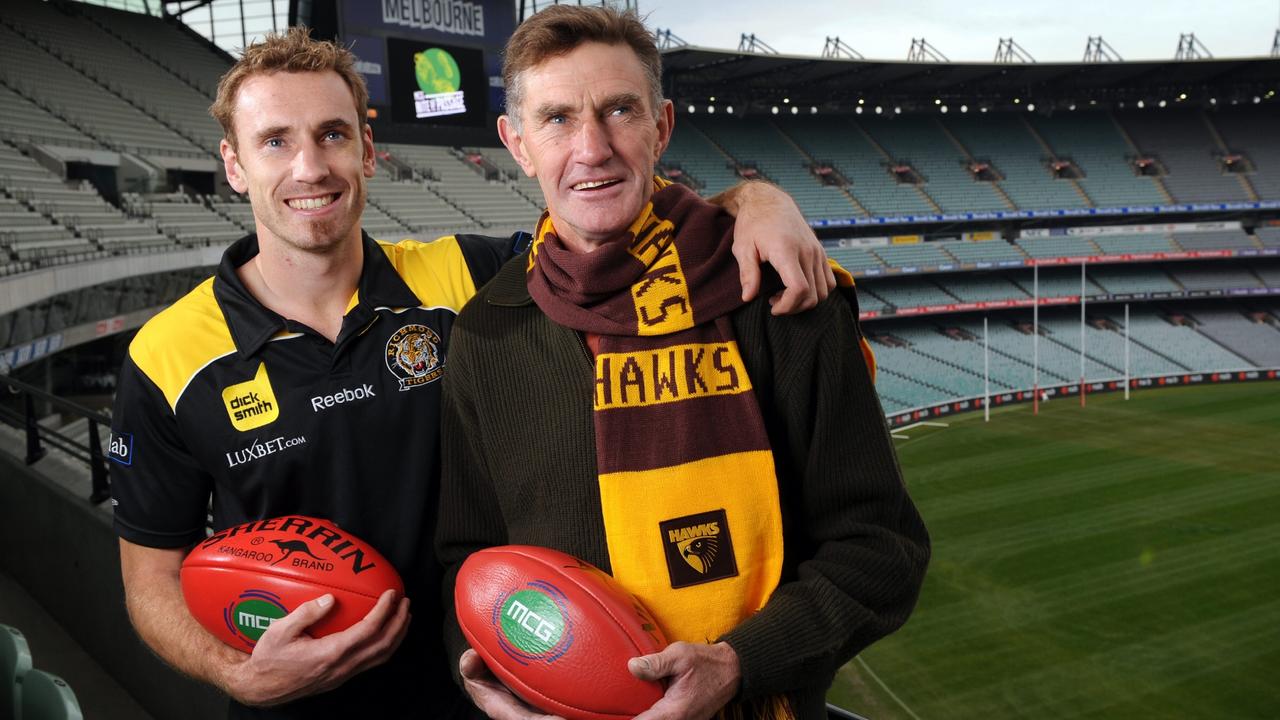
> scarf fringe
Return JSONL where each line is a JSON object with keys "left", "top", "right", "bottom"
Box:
{"left": 715, "top": 695, "right": 797, "bottom": 720}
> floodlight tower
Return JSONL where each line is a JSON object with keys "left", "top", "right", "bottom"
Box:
{"left": 1174, "top": 33, "right": 1213, "bottom": 60}
{"left": 739, "top": 33, "right": 778, "bottom": 54}
{"left": 907, "top": 38, "right": 950, "bottom": 63}
{"left": 1083, "top": 36, "right": 1122, "bottom": 62}
{"left": 654, "top": 28, "right": 687, "bottom": 50}
{"left": 822, "top": 36, "right": 864, "bottom": 59}
{"left": 995, "top": 38, "right": 1036, "bottom": 63}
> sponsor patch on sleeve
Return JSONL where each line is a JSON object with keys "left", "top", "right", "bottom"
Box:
{"left": 108, "top": 431, "right": 134, "bottom": 466}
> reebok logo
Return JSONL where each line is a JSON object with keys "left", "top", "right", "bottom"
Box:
{"left": 221, "top": 363, "right": 279, "bottom": 432}
{"left": 310, "top": 383, "right": 376, "bottom": 412}
{"left": 659, "top": 509, "right": 738, "bottom": 589}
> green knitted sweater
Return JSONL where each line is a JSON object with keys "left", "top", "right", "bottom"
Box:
{"left": 436, "top": 253, "right": 930, "bottom": 719}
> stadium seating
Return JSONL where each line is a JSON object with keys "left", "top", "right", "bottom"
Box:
{"left": 936, "top": 239, "right": 1027, "bottom": 265}
{"left": 1015, "top": 236, "right": 1100, "bottom": 260}
{"left": 1188, "top": 306, "right": 1280, "bottom": 367}
{"left": 4, "top": 0, "right": 222, "bottom": 154}
{"left": 3, "top": 624, "right": 32, "bottom": 719}
{"left": 872, "top": 241, "right": 955, "bottom": 269}
{"left": 1166, "top": 264, "right": 1263, "bottom": 291}
{"left": 660, "top": 119, "right": 741, "bottom": 198}
{"left": 826, "top": 246, "right": 887, "bottom": 275}
{"left": 689, "top": 117, "right": 862, "bottom": 220}
{"left": 945, "top": 115, "right": 1085, "bottom": 210}
{"left": 0, "top": 623, "right": 83, "bottom": 720}
{"left": 0, "top": 84, "right": 95, "bottom": 149}
{"left": 19, "top": 669, "right": 83, "bottom": 720}
{"left": 74, "top": 2, "right": 231, "bottom": 98}
{"left": 1117, "top": 109, "right": 1250, "bottom": 204}
{"left": 0, "top": 22, "right": 202, "bottom": 158}
{"left": 1254, "top": 263, "right": 1280, "bottom": 287}
{"left": 123, "top": 193, "right": 242, "bottom": 245}
{"left": 1008, "top": 266, "right": 1106, "bottom": 297}
{"left": 1171, "top": 230, "right": 1258, "bottom": 252}
{"left": 1088, "top": 265, "right": 1181, "bottom": 294}
{"left": 856, "top": 117, "right": 1008, "bottom": 214}
{"left": 463, "top": 147, "right": 547, "bottom": 211}
{"left": 865, "top": 302, "right": 1274, "bottom": 412}
{"left": 1211, "top": 107, "right": 1280, "bottom": 201}
{"left": 1028, "top": 112, "right": 1167, "bottom": 207}
{"left": 932, "top": 274, "right": 1029, "bottom": 302}
{"left": 364, "top": 168, "right": 470, "bottom": 237}
{"left": 761, "top": 116, "right": 934, "bottom": 217}
{"left": 1256, "top": 227, "right": 1280, "bottom": 248}
{"left": 860, "top": 277, "right": 954, "bottom": 308}
{"left": 382, "top": 143, "right": 541, "bottom": 234}
{"left": 1123, "top": 310, "right": 1254, "bottom": 371}
{"left": 1091, "top": 234, "right": 1178, "bottom": 255}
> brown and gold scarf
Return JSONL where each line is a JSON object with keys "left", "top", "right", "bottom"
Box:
{"left": 528, "top": 177, "right": 796, "bottom": 719}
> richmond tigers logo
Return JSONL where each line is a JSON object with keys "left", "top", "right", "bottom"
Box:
{"left": 659, "top": 509, "right": 738, "bottom": 589}
{"left": 385, "top": 324, "right": 444, "bottom": 391}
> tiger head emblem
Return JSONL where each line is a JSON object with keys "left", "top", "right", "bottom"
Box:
{"left": 385, "top": 323, "right": 444, "bottom": 391}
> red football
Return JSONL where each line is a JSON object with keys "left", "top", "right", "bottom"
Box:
{"left": 455, "top": 545, "right": 668, "bottom": 720}
{"left": 180, "top": 515, "right": 403, "bottom": 651}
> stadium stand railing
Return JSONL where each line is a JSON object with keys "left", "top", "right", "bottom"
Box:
{"left": 0, "top": 373, "right": 111, "bottom": 504}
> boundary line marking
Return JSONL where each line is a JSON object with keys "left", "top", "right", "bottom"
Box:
{"left": 896, "top": 421, "right": 950, "bottom": 433}
{"left": 856, "top": 655, "right": 924, "bottom": 720}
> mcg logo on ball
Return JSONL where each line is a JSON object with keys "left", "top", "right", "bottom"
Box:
{"left": 223, "top": 589, "right": 288, "bottom": 648}
{"left": 493, "top": 581, "right": 574, "bottom": 665}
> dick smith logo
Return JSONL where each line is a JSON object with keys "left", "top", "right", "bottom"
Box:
{"left": 221, "top": 363, "right": 279, "bottom": 431}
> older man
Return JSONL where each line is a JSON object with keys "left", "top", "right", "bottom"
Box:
{"left": 110, "top": 25, "right": 833, "bottom": 720}
{"left": 437, "top": 7, "right": 930, "bottom": 720}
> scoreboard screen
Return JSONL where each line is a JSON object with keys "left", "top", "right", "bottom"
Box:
{"left": 338, "top": 0, "right": 514, "bottom": 135}
{"left": 386, "top": 38, "right": 487, "bottom": 126}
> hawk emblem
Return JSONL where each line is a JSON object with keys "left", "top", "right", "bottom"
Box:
{"left": 678, "top": 536, "right": 720, "bottom": 574}
{"left": 659, "top": 509, "right": 738, "bottom": 589}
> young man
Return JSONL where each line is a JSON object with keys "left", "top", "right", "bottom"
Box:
{"left": 437, "top": 7, "right": 930, "bottom": 720}
{"left": 109, "top": 26, "right": 833, "bottom": 720}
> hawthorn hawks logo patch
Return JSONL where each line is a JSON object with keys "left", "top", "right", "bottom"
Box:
{"left": 659, "top": 509, "right": 738, "bottom": 589}
{"left": 385, "top": 324, "right": 444, "bottom": 391}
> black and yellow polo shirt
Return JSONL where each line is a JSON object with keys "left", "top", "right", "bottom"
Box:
{"left": 108, "top": 230, "right": 512, "bottom": 719}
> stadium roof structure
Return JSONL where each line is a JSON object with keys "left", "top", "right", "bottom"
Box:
{"left": 660, "top": 47, "right": 1280, "bottom": 115}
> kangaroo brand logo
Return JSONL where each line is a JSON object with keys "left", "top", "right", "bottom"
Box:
{"left": 268, "top": 539, "right": 333, "bottom": 571}
{"left": 107, "top": 431, "right": 133, "bottom": 466}
{"left": 202, "top": 516, "right": 380, "bottom": 576}
{"left": 225, "top": 590, "right": 288, "bottom": 647}
{"left": 221, "top": 363, "right": 279, "bottom": 431}
{"left": 385, "top": 324, "right": 444, "bottom": 391}
{"left": 494, "top": 582, "right": 574, "bottom": 664}
{"left": 659, "top": 509, "right": 738, "bottom": 589}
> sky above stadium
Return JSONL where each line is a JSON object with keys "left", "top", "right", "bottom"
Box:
{"left": 642, "top": 0, "right": 1280, "bottom": 62}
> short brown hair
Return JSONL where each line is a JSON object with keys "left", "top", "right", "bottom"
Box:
{"left": 210, "top": 26, "right": 369, "bottom": 148}
{"left": 501, "top": 6, "right": 663, "bottom": 130}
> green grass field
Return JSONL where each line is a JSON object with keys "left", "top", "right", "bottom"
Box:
{"left": 829, "top": 382, "right": 1280, "bottom": 720}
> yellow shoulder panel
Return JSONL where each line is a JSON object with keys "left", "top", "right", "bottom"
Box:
{"left": 377, "top": 236, "right": 478, "bottom": 312}
{"left": 128, "top": 276, "right": 236, "bottom": 412}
